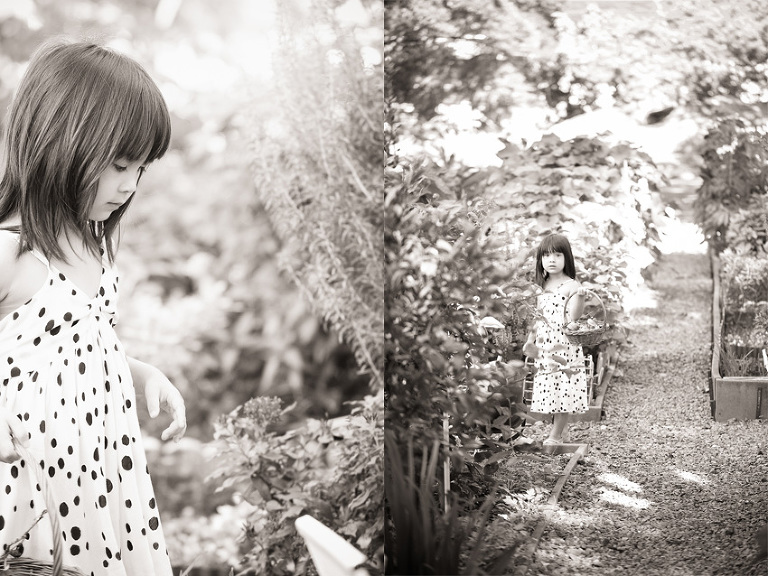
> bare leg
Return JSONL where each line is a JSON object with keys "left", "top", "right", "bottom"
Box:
{"left": 547, "top": 413, "right": 570, "bottom": 442}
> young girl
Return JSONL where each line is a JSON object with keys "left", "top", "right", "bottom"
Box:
{"left": 0, "top": 39, "right": 186, "bottom": 574}
{"left": 523, "top": 233, "right": 589, "bottom": 444}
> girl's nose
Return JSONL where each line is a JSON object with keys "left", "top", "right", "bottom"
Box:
{"left": 119, "top": 177, "right": 137, "bottom": 194}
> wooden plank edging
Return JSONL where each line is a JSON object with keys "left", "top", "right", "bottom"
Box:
{"left": 517, "top": 444, "right": 589, "bottom": 576}
{"left": 710, "top": 248, "right": 722, "bottom": 414}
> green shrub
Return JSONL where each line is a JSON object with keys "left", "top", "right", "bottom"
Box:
{"left": 210, "top": 395, "right": 384, "bottom": 575}
{"left": 384, "top": 432, "right": 516, "bottom": 575}
{"left": 694, "top": 118, "right": 768, "bottom": 249}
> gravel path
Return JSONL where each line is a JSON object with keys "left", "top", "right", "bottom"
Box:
{"left": 524, "top": 251, "right": 768, "bottom": 576}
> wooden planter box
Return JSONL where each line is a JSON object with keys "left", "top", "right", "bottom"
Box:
{"left": 710, "top": 250, "right": 768, "bottom": 421}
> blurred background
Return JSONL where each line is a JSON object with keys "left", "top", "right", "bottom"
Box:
{"left": 0, "top": 0, "right": 382, "bottom": 573}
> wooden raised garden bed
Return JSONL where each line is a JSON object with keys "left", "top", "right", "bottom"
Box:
{"left": 710, "top": 249, "right": 768, "bottom": 421}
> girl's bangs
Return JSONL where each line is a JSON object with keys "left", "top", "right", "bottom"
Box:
{"left": 539, "top": 234, "right": 569, "bottom": 255}
{"left": 114, "top": 76, "right": 171, "bottom": 163}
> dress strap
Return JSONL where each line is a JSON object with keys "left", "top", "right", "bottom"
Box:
{"left": 0, "top": 227, "right": 51, "bottom": 269}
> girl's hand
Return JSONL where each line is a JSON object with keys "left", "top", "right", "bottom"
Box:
{"left": 523, "top": 340, "right": 538, "bottom": 359}
{"left": 0, "top": 407, "right": 29, "bottom": 463}
{"left": 144, "top": 370, "right": 187, "bottom": 442}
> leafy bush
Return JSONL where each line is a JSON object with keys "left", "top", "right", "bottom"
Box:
{"left": 205, "top": 2, "right": 385, "bottom": 573}
{"left": 249, "top": 0, "right": 383, "bottom": 391}
{"left": 725, "top": 206, "right": 768, "bottom": 254}
{"left": 210, "top": 395, "right": 384, "bottom": 575}
{"left": 384, "top": 432, "right": 516, "bottom": 575}
{"left": 719, "top": 250, "right": 768, "bottom": 352}
{"left": 694, "top": 117, "right": 768, "bottom": 249}
{"left": 721, "top": 252, "right": 768, "bottom": 312}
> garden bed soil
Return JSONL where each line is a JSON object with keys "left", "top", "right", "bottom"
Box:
{"left": 487, "top": 252, "right": 768, "bottom": 576}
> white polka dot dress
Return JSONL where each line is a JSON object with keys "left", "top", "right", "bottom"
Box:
{"left": 0, "top": 232, "right": 172, "bottom": 575}
{"left": 530, "top": 291, "right": 589, "bottom": 414}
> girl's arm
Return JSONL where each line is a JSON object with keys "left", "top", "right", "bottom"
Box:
{"left": 523, "top": 320, "right": 539, "bottom": 358}
{"left": 127, "top": 356, "right": 187, "bottom": 442}
{"left": 566, "top": 282, "right": 587, "bottom": 322}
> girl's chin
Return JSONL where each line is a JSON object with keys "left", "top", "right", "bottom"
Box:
{"left": 89, "top": 206, "right": 120, "bottom": 221}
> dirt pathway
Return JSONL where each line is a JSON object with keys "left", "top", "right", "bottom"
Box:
{"left": 525, "top": 249, "right": 768, "bottom": 576}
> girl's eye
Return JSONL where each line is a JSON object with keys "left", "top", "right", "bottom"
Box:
{"left": 113, "top": 164, "right": 127, "bottom": 172}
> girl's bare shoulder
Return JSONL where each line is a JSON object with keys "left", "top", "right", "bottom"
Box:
{"left": 560, "top": 278, "right": 581, "bottom": 296}
{"left": 0, "top": 232, "right": 19, "bottom": 301}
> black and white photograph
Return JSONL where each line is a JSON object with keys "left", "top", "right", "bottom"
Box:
{"left": 385, "top": 1, "right": 768, "bottom": 574}
{"left": 0, "top": 0, "right": 382, "bottom": 574}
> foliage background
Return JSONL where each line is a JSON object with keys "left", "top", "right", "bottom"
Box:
{"left": 0, "top": 0, "right": 382, "bottom": 572}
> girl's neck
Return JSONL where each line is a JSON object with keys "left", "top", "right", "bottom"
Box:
{"left": 546, "top": 271, "right": 568, "bottom": 284}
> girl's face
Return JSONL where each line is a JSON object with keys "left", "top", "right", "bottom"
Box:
{"left": 90, "top": 158, "right": 147, "bottom": 221}
{"left": 541, "top": 250, "right": 565, "bottom": 275}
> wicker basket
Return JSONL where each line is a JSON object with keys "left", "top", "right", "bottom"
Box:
{"left": 0, "top": 442, "right": 86, "bottom": 576}
{"left": 562, "top": 289, "right": 607, "bottom": 347}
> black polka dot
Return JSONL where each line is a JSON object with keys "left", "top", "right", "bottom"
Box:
{"left": 121, "top": 456, "right": 132, "bottom": 470}
{"left": 59, "top": 502, "right": 68, "bottom": 517}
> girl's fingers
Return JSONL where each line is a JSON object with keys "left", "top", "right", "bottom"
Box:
{"left": 161, "top": 396, "right": 186, "bottom": 442}
{"left": 7, "top": 414, "right": 29, "bottom": 447}
{"left": 0, "top": 414, "right": 27, "bottom": 463}
{"left": 160, "top": 419, "right": 186, "bottom": 442}
{"left": 0, "top": 432, "right": 19, "bottom": 462}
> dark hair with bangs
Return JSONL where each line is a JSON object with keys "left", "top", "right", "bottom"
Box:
{"left": 0, "top": 38, "right": 171, "bottom": 263}
{"left": 534, "top": 233, "right": 577, "bottom": 287}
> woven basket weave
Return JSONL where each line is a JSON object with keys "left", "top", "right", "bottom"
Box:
{"left": 0, "top": 442, "right": 85, "bottom": 576}
{"left": 562, "top": 289, "right": 607, "bottom": 347}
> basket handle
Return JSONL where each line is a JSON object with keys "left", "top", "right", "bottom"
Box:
{"left": 11, "top": 439, "right": 64, "bottom": 576}
{"left": 563, "top": 288, "right": 607, "bottom": 326}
